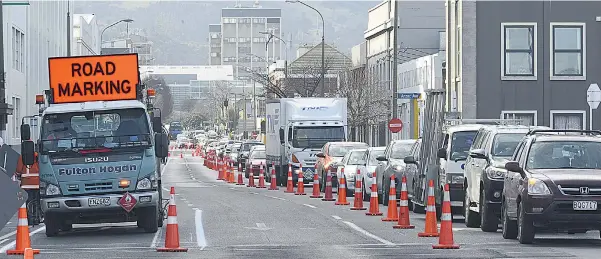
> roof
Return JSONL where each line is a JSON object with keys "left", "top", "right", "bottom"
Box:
{"left": 329, "top": 142, "right": 369, "bottom": 146}
{"left": 43, "top": 100, "right": 146, "bottom": 115}
{"left": 533, "top": 134, "right": 601, "bottom": 142}
{"left": 369, "top": 147, "right": 386, "bottom": 151}
{"left": 447, "top": 124, "right": 486, "bottom": 133}
{"left": 288, "top": 42, "right": 352, "bottom": 74}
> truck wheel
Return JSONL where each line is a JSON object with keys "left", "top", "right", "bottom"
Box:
{"left": 140, "top": 207, "right": 159, "bottom": 233}
{"left": 45, "top": 214, "right": 60, "bottom": 237}
{"left": 480, "top": 190, "right": 498, "bottom": 232}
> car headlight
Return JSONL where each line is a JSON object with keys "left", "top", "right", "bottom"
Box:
{"left": 137, "top": 178, "right": 152, "bottom": 190}
{"left": 486, "top": 168, "right": 505, "bottom": 179}
{"left": 450, "top": 175, "right": 464, "bottom": 184}
{"left": 45, "top": 183, "right": 61, "bottom": 196}
{"left": 393, "top": 165, "right": 405, "bottom": 172}
{"left": 528, "top": 178, "right": 551, "bottom": 195}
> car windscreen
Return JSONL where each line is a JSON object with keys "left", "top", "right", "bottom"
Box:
{"left": 492, "top": 133, "right": 524, "bottom": 157}
{"left": 242, "top": 143, "right": 263, "bottom": 151}
{"left": 347, "top": 151, "right": 367, "bottom": 165}
{"left": 250, "top": 150, "right": 266, "bottom": 159}
{"left": 292, "top": 126, "right": 345, "bottom": 149}
{"left": 41, "top": 108, "right": 150, "bottom": 153}
{"left": 390, "top": 142, "right": 415, "bottom": 159}
{"left": 329, "top": 144, "right": 369, "bottom": 157}
{"left": 450, "top": 131, "right": 477, "bottom": 161}
{"left": 368, "top": 150, "right": 385, "bottom": 165}
{"left": 526, "top": 141, "right": 601, "bottom": 170}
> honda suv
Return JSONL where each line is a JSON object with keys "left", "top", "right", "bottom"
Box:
{"left": 501, "top": 129, "right": 601, "bottom": 244}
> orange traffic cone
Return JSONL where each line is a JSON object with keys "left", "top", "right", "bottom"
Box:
{"left": 310, "top": 172, "right": 322, "bottom": 198}
{"left": 295, "top": 165, "right": 305, "bottom": 195}
{"left": 268, "top": 164, "right": 279, "bottom": 190}
{"left": 366, "top": 171, "right": 383, "bottom": 216}
{"left": 157, "top": 187, "right": 188, "bottom": 252}
{"left": 433, "top": 184, "right": 459, "bottom": 249}
{"left": 350, "top": 169, "right": 366, "bottom": 210}
{"left": 322, "top": 168, "right": 336, "bottom": 201}
{"left": 256, "top": 163, "right": 266, "bottom": 188}
{"left": 229, "top": 162, "right": 236, "bottom": 184}
{"left": 335, "top": 170, "right": 349, "bottom": 205}
{"left": 180, "top": 153, "right": 183, "bottom": 158}
{"left": 217, "top": 160, "right": 224, "bottom": 180}
{"left": 236, "top": 162, "right": 245, "bottom": 186}
{"left": 7, "top": 203, "right": 39, "bottom": 255}
{"left": 23, "top": 248, "right": 34, "bottom": 259}
{"left": 284, "top": 164, "right": 294, "bottom": 193}
{"left": 247, "top": 164, "right": 256, "bottom": 187}
{"left": 223, "top": 161, "right": 230, "bottom": 182}
{"left": 418, "top": 180, "right": 439, "bottom": 237}
{"left": 393, "top": 175, "right": 415, "bottom": 229}
{"left": 382, "top": 175, "right": 398, "bottom": 221}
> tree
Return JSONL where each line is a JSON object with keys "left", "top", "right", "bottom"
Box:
{"left": 283, "top": 57, "right": 336, "bottom": 97}
{"left": 246, "top": 69, "right": 287, "bottom": 98}
{"left": 338, "top": 66, "right": 389, "bottom": 142}
{"left": 143, "top": 76, "right": 173, "bottom": 119}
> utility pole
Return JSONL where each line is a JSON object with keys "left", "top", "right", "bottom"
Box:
{"left": 391, "top": 0, "right": 399, "bottom": 120}
{"left": 66, "top": 1, "right": 71, "bottom": 56}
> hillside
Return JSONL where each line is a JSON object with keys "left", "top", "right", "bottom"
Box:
{"left": 74, "top": 0, "right": 373, "bottom": 65}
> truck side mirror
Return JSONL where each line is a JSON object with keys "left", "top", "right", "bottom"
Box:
{"left": 21, "top": 124, "right": 31, "bottom": 140}
{"left": 279, "top": 128, "right": 285, "bottom": 144}
{"left": 21, "top": 140, "right": 35, "bottom": 166}
{"left": 152, "top": 117, "right": 162, "bottom": 133}
{"left": 437, "top": 147, "right": 447, "bottom": 159}
{"left": 316, "top": 152, "right": 325, "bottom": 158}
{"left": 154, "top": 133, "right": 169, "bottom": 158}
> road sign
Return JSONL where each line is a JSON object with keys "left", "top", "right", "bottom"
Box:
{"left": 0, "top": 144, "right": 20, "bottom": 177}
{"left": 587, "top": 83, "right": 601, "bottom": 110}
{"left": 118, "top": 192, "right": 137, "bottom": 213}
{"left": 0, "top": 171, "right": 27, "bottom": 230}
{"left": 397, "top": 93, "right": 421, "bottom": 99}
{"left": 388, "top": 118, "right": 403, "bottom": 133}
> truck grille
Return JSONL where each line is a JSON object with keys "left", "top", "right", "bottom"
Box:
{"left": 558, "top": 185, "right": 601, "bottom": 196}
{"left": 85, "top": 181, "right": 113, "bottom": 191}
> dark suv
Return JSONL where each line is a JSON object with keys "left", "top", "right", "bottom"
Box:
{"left": 501, "top": 129, "right": 601, "bottom": 244}
{"left": 463, "top": 125, "right": 550, "bottom": 232}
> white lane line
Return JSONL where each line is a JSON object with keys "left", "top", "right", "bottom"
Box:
{"left": 250, "top": 192, "right": 259, "bottom": 195}
{"left": 0, "top": 229, "right": 18, "bottom": 241}
{"left": 194, "top": 209, "right": 207, "bottom": 250}
{"left": 187, "top": 204, "right": 194, "bottom": 207}
{"left": 149, "top": 227, "right": 163, "bottom": 248}
{"left": 0, "top": 226, "right": 46, "bottom": 253}
{"left": 342, "top": 221, "right": 394, "bottom": 245}
{"left": 0, "top": 239, "right": 8, "bottom": 245}
{"left": 160, "top": 158, "right": 172, "bottom": 175}
{"left": 302, "top": 204, "right": 317, "bottom": 209}
{"left": 265, "top": 195, "right": 286, "bottom": 201}
{"left": 331, "top": 215, "right": 342, "bottom": 220}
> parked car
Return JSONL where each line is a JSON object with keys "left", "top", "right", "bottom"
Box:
{"left": 238, "top": 140, "right": 264, "bottom": 170}
{"left": 463, "top": 125, "right": 550, "bottom": 232}
{"left": 375, "top": 139, "right": 417, "bottom": 205}
{"left": 244, "top": 146, "right": 266, "bottom": 178}
{"left": 336, "top": 149, "right": 368, "bottom": 197}
{"left": 362, "top": 147, "right": 386, "bottom": 201}
{"left": 316, "top": 142, "right": 370, "bottom": 191}
{"left": 501, "top": 129, "right": 601, "bottom": 244}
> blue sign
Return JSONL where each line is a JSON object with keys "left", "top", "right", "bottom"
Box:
{"left": 397, "top": 93, "right": 421, "bottom": 99}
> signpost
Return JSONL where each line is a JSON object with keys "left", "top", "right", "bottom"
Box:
{"left": 388, "top": 118, "right": 403, "bottom": 133}
{"left": 587, "top": 83, "right": 601, "bottom": 130}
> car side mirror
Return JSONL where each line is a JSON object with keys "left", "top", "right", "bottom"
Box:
{"left": 469, "top": 148, "right": 488, "bottom": 160}
{"left": 437, "top": 148, "right": 447, "bottom": 159}
{"left": 279, "top": 128, "right": 285, "bottom": 144}
{"left": 21, "top": 140, "right": 35, "bottom": 166}
{"left": 21, "top": 124, "right": 31, "bottom": 140}
{"left": 152, "top": 116, "right": 162, "bottom": 133}
{"left": 316, "top": 152, "right": 325, "bottom": 158}
{"left": 376, "top": 156, "right": 387, "bottom": 162}
{"left": 403, "top": 156, "right": 417, "bottom": 164}
{"left": 154, "top": 133, "right": 169, "bottom": 158}
{"left": 505, "top": 161, "right": 523, "bottom": 174}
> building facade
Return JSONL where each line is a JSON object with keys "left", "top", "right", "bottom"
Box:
{"left": 220, "top": 7, "right": 282, "bottom": 80}
{"left": 209, "top": 24, "right": 221, "bottom": 65}
{"left": 72, "top": 14, "right": 100, "bottom": 56}
{"left": 447, "top": 0, "right": 601, "bottom": 129}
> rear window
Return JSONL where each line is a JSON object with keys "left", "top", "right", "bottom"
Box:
{"left": 329, "top": 144, "right": 369, "bottom": 157}
{"left": 492, "top": 133, "right": 525, "bottom": 157}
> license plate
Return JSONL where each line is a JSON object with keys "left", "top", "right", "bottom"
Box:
{"left": 573, "top": 201, "right": 597, "bottom": 211}
{"left": 88, "top": 197, "right": 111, "bottom": 207}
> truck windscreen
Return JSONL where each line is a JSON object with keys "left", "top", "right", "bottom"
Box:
{"left": 292, "top": 126, "right": 345, "bottom": 149}
{"left": 41, "top": 108, "right": 151, "bottom": 153}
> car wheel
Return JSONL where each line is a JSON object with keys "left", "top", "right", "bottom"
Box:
{"left": 464, "top": 189, "right": 480, "bottom": 228}
{"left": 517, "top": 201, "right": 535, "bottom": 244}
{"left": 502, "top": 199, "right": 518, "bottom": 239}
{"left": 480, "top": 189, "right": 499, "bottom": 232}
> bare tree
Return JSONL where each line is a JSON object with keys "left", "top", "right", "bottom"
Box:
{"left": 284, "top": 57, "right": 336, "bottom": 97}
{"left": 338, "top": 67, "right": 389, "bottom": 141}
{"left": 245, "top": 69, "right": 287, "bottom": 98}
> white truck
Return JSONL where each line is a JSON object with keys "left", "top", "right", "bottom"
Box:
{"left": 266, "top": 98, "right": 348, "bottom": 186}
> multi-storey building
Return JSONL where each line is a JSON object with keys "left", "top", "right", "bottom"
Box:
{"left": 209, "top": 24, "right": 221, "bottom": 65}
{"left": 72, "top": 14, "right": 100, "bottom": 56}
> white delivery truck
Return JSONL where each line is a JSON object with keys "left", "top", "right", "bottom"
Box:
{"left": 265, "top": 98, "right": 348, "bottom": 186}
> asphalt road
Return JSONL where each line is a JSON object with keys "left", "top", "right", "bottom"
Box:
{"left": 0, "top": 149, "right": 600, "bottom": 258}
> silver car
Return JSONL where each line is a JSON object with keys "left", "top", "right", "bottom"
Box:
{"left": 336, "top": 149, "right": 368, "bottom": 197}
{"left": 362, "top": 147, "right": 386, "bottom": 201}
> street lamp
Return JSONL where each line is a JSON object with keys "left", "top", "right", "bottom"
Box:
{"left": 260, "top": 31, "right": 288, "bottom": 78}
{"left": 285, "top": 0, "right": 325, "bottom": 97}
{"left": 100, "top": 18, "right": 134, "bottom": 54}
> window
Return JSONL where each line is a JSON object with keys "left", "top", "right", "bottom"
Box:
{"left": 252, "top": 18, "right": 266, "bottom": 24}
{"left": 266, "top": 18, "right": 280, "bottom": 24}
{"left": 210, "top": 52, "right": 217, "bottom": 57}
{"left": 224, "top": 37, "right": 237, "bottom": 43}
{"left": 550, "top": 110, "right": 586, "bottom": 130}
{"left": 501, "top": 110, "right": 537, "bottom": 126}
{"left": 501, "top": 23, "right": 536, "bottom": 80}
{"left": 253, "top": 37, "right": 266, "bottom": 43}
{"left": 12, "top": 27, "right": 24, "bottom": 72}
{"left": 550, "top": 23, "right": 585, "bottom": 80}
{"left": 238, "top": 37, "right": 251, "bottom": 43}
{"left": 223, "top": 18, "right": 236, "bottom": 24}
